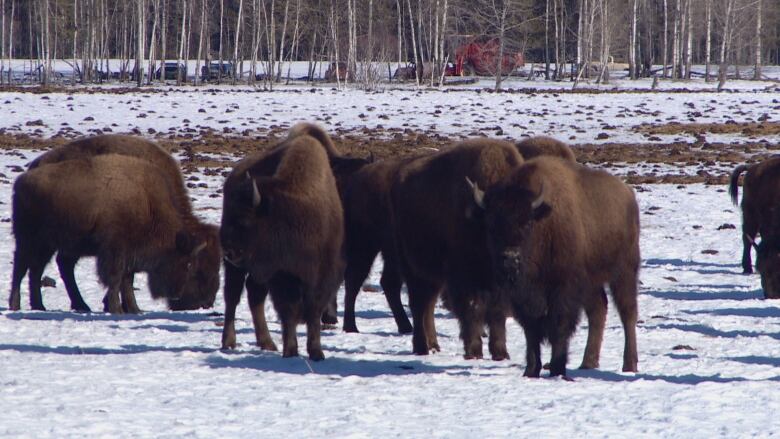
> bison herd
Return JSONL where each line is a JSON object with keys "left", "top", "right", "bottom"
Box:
{"left": 5, "top": 123, "right": 772, "bottom": 377}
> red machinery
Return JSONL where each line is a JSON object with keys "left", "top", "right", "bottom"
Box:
{"left": 447, "top": 38, "right": 524, "bottom": 77}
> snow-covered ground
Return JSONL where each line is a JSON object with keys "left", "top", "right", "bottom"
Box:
{"left": 1, "top": 84, "right": 779, "bottom": 148}
{"left": 0, "top": 84, "right": 779, "bottom": 437}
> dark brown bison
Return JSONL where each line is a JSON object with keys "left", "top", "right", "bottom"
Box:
{"left": 341, "top": 156, "right": 426, "bottom": 334}
{"left": 391, "top": 139, "right": 524, "bottom": 359}
{"left": 515, "top": 136, "right": 576, "bottom": 162}
{"left": 9, "top": 155, "right": 214, "bottom": 314}
{"left": 730, "top": 157, "right": 780, "bottom": 297}
{"left": 284, "top": 122, "right": 371, "bottom": 326}
{"left": 220, "top": 125, "right": 345, "bottom": 361}
{"left": 471, "top": 156, "right": 639, "bottom": 377}
{"left": 26, "top": 134, "right": 221, "bottom": 312}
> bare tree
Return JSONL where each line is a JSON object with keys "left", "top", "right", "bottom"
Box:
{"left": 754, "top": 0, "right": 762, "bottom": 79}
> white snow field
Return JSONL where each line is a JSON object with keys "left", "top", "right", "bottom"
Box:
{"left": 0, "top": 83, "right": 779, "bottom": 438}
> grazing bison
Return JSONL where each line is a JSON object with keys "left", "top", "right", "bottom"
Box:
{"left": 341, "top": 156, "right": 426, "bottom": 334}
{"left": 471, "top": 156, "right": 639, "bottom": 377}
{"left": 391, "top": 139, "right": 524, "bottom": 359}
{"left": 220, "top": 125, "right": 345, "bottom": 361}
{"left": 9, "top": 155, "right": 214, "bottom": 314}
{"left": 515, "top": 136, "right": 576, "bottom": 162}
{"left": 730, "top": 157, "right": 780, "bottom": 298}
{"left": 26, "top": 134, "right": 221, "bottom": 312}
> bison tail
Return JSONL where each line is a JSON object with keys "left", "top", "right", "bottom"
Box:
{"left": 287, "top": 122, "right": 341, "bottom": 157}
{"left": 729, "top": 164, "right": 749, "bottom": 206}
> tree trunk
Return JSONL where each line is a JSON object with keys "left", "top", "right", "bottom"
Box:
{"left": 671, "top": 0, "right": 679, "bottom": 79}
{"left": 718, "top": 0, "right": 734, "bottom": 86}
{"left": 684, "top": 0, "right": 691, "bottom": 79}
{"left": 275, "top": 0, "right": 289, "bottom": 81}
{"left": 754, "top": 0, "right": 762, "bottom": 80}
{"left": 194, "top": 0, "right": 205, "bottom": 86}
{"left": 705, "top": 0, "right": 711, "bottom": 81}
{"left": 662, "top": 0, "right": 668, "bottom": 78}
{"left": 177, "top": 0, "right": 186, "bottom": 85}
{"left": 396, "top": 0, "right": 402, "bottom": 70}
{"left": 136, "top": 0, "right": 144, "bottom": 87}
{"left": 407, "top": 0, "right": 419, "bottom": 85}
{"left": 629, "top": 0, "right": 637, "bottom": 79}
{"left": 233, "top": 0, "right": 243, "bottom": 82}
{"left": 544, "top": 0, "right": 550, "bottom": 79}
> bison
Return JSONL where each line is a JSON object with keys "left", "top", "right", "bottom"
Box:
{"left": 25, "top": 134, "right": 221, "bottom": 312}
{"left": 391, "top": 138, "right": 524, "bottom": 359}
{"left": 9, "top": 154, "right": 214, "bottom": 314}
{"left": 515, "top": 136, "right": 576, "bottom": 162}
{"left": 471, "top": 156, "right": 639, "bottom": 377}
{"left": 220, "top": 124, "right": 345, "bottom": 361}
{"left": 730, "top": 157, "right": 780, "bottom": 297}
{"left": 341, "top": 156, "right": 426, "bottom": 334}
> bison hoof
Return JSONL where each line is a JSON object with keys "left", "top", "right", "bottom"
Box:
{"left": 258, "top": 340, "right": 278, "bottom": 351}
{"left": 491, "top": 352, "right": 510, "bottom": 361}
{"left": 282, "top": 348, "right": 299, "bottom": 358}
{"left": 397, "top": 323, "right": 413, "bottom": 335}
{"left": 523, "top": 369, "right": 541, "bottom": 378}
{"left": 579, "top": 360, "right": 599, "bottom": 370}
{"left": 321, "top": 313, "right": 338, "bottom": 325}
{"left": 463, "top": 353, "right": 483, "bottom": 360}
{"left": 308, "top": 350, "right": 325, "bottom": 362}
{"left": 343, "top": 324, "right": 360, "bottom": 333}
{"left": 622, "top": 365, "right": 638, "bottom": 373}
{"left": 72, "top": 304, "right": 92, "bottom": 313}
{"left": 742, "top": 268, "right": 753, "bottom": 275}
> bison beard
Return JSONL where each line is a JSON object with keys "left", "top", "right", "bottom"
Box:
{"left": 9, "top": 154, "right": 210, "bottom": 314}
{"left": 24, "top": 134, "right": 221, "bottom": 312}
{"left": 730, "top": 157, "right": 780, "bottom": 298}
{"left": 390, "top": 138, "right": 524, "bottom": 360}
{"left": 476, "top": 156, "right": 640, "bottom": 377}
{"left": 220, "top": 124, "right": 345, "bottom": 361}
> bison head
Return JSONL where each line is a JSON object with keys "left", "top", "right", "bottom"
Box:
{"left": 469, "top": 177, "right": 551, "bottom": 314}
{"left": 220, "top": 172, "right": 278, "bottom": 276}
{"left": 755, "top": 236, "right": 780, "bottom": 299}
{"left": 167, "top": 224, "right": 221, "bottom": 310}
{"left": 148, "top": 230, "right": 210, "bottom": 303}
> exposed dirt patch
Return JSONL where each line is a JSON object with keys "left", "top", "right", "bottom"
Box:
{"left": 0, "top": 127, "right": 775, "bottom": 185}
{"left": 635, "top": 121, "right": 780, "bottom": 136}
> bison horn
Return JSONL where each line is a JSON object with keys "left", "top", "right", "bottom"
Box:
{"left": 192, "top": 241, "right": 208, "bottom": 257}
{"left": 251, "top": 177, "right": 261, "bottom": 208}
{"left": 465, "top": 177, "right": 485, "bottom": 209}
{"left": 745, "top": 234, "right": 759, "bottom": 251}
{"left": 531, "top": 184, "right": 545, "bottom": 210}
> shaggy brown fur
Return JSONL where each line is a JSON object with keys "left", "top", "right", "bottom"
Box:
{"left": 220, "top": 124, "right": 345, "bottom": 361}
{"left": 729, "top": 157, "right": 780, "bottom": 297}
{"left": 476, "top": 156, "right": 639, "bottom": 377}
{"left": 9, "top": 155, "right": 213, "bottom": 314}
{"left": 26, "top": 134, "right": 220, "bottom": 312}
{"left": 341, "top": 156, "right": 426, "bottom": 334}
{"left": 515, "top": 136, "right": 576, "bottom": 162}
{"left": 391, "top": 138, "right": 524, "bottom": 359}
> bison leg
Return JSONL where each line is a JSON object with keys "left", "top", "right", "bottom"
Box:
{"left": 742, "top": 215, "right": 758, "bottom": 274}
{"left": 221, "top": 262, "right": 247, "bottom": 350}
{"left": 278, "top": 305, "right": 300, "bottom": 358}
{"left": 548, "top": 333, "right": 571, "bottom": 378}
{"left": 580, "top": 287, "right": 607, "bottom": 369}
{"left": 406, "top": 276, "right": 440, "bottom": 355}
{"left": 423, "top": 295, "right": 440, "bottom": 352}
{"left": 611, "top": 275, "right": 639, "bottom": 373}
{"left": 449, "top": 290, "right": 484, "bottom": 360}
{"left": 305, "top": 303, "right": 325, "bottom": 361}
{"left": 381, "top": 252, "right": 413, "bottom": 334}
{"left": 120, "top": 274, "right": 141, "bottom": 314}
{"left": 9, "top": 248, "right": 28, "bottom": 311}
{"left": 246, "top": 277, "right": 277, "bottom": 351}
{"left": 486, "top": 304, "right": 510, "bottom": 361}
{"left": 342, "top": 245, "right": 378, "bottom": 333}
{"left": 55, "top": 253, "right": 91, "bottom": 313}
{"left": 321, "top": 295, "right": 338, "bottom": 326}
{"left": 27, "top": 254, "right": 52, "bottom": 311}
{"left": 518, "top": 314, "right": 544, "bottom": 378}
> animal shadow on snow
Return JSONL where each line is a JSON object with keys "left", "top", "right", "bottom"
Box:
{"left": 2, "top": 309, "right": 219, "bottom": 325}
{"left": 205, "top": 352, "right": 480, "bottom": 378}
{"left": 643, "top": 288, "right": 763, "bottom": 302}
{"left": 0, "top": 343, "right": 216, "bottom": 356}
{"left": 683, "top": 306, "right": 780, "bottom": 319}
{"left": 571, "top": 368, "right": 780, "bottom": 385}
{"left": 643, "top": 258, "right": 746, "bottom": 276}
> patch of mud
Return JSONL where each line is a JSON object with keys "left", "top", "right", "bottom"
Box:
{"left": 0, "top": 127, "right": 775, "bottom": 185}
{"left": 636, "top": 121, "right": 780, "bottom": 136}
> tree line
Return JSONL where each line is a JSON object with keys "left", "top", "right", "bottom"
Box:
{"left": 0, "top": 0, "right": 778, "bottom": 89}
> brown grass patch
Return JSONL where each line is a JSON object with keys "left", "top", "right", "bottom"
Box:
{"left": 635, "top": 121, "right": 780, "bottom": 136}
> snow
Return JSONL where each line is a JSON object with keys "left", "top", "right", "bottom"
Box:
{"left": 0, "top": 84, "right": 780, "bottom": 437}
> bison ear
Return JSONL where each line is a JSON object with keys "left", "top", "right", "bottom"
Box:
{"left": 532, "top": 202, "right": 551, "bottom": 221}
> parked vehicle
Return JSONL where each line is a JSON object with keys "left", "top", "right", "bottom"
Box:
{"left": 156, "top": 62, "right": 187, "bottom": 80}
{"left": 200, "top": 62, "right": 234, "bottom": 81}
